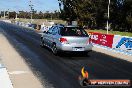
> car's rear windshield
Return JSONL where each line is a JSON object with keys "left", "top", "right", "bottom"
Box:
{"left": 60, "top": 27, "right": 88, "bottom": 37}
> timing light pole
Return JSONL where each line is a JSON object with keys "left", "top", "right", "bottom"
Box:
{"left": 29, "top": 0, "right": 34, "bottom": 23}
{"left": 107, "top": 0, "right": 110, "bottom": 34}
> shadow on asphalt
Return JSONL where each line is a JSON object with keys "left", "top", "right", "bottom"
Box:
{"left": 58, "top": 52, "right": 90, "bottom": 58}
{"left": 41, "top": 45, "right": 91, "bottom": 58}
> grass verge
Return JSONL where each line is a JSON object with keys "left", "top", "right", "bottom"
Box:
{"left": 86, "top": 29, "right": 132, "bottom": 37}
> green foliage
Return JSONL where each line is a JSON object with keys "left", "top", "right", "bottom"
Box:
{"left": 5, "top": 10, "right": 60, "bottom": 20}
{"left": 58, "top": 0, "right": 132, "bottom": 32}
{"left": 87, "top": 29, "right": 132, "bottom": 37}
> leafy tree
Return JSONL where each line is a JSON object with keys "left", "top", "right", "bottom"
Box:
{"left": 9, "top": 11, "right": 16, "bottom": 19}
{"left": 58, "top": 0, "right": 132, "bottom": 32}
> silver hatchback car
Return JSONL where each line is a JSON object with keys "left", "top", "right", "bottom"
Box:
{"left": 40, "top": 24, "right": 93, "bottom": 55}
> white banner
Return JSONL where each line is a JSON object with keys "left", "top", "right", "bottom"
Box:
{"left": 112, "top": 35, "right": 132, "bottom": 52}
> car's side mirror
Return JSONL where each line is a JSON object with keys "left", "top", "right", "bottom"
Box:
{"left": 43, "top": 31, "right": 46, "bottom": 33}
{"left": 45, "top": 31, "right": 51, "bottom": 34}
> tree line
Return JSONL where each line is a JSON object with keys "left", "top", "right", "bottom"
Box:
{"left": 58, "top": 0, "right": 132, "bottom": 32}
{"left": 0, "top": 10, "right": 60, "bottom": 20}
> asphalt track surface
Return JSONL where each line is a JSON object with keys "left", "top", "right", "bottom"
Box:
{"left": 0, "top": 21, "right": 132, "bottom": 88}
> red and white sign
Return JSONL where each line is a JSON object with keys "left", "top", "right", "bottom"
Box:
{"left": 89, "top": 32, "right": 114, "bottom": 48}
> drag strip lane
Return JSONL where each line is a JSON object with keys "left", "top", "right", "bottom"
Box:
{"left": 0, "top": 21, "right": 132, "bottom": 88}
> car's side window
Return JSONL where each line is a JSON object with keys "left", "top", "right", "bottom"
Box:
{"left": 47, "top": 27, "right": 53, "bottom": 34}
{"left": 58, "top": 27, "right": 61, "bottom": 35}
{"left": 52, "top": 27, "right": 58, "bottom": 35}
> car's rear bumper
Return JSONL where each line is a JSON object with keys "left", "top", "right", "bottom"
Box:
{"left": 57, "top": 43, "right": 93, "bottom": 52}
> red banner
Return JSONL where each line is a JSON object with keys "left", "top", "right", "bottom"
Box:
{"left": 89, "top": 32, "right": 114, "bottom": 48}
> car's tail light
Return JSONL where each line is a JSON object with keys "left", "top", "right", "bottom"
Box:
{"left": 59, "top": 38, "right": 68, "bottom": 44}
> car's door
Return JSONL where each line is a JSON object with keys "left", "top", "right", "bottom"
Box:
{"left": 52, "top": 26, "right": 59, "bottom": 38}
{"left": 42, "top": 31, "right": 48, "bottom": 46}
{"left": 46, "top": 27, "right": 55, "bottom": 47}
{"left": 48, "top": 26, "right": 59, "bottom": 47}
{"left": 44, "top": 27, "right": 53, "bottom": 47}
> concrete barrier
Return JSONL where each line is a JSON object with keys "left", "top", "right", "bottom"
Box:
{"left": 112, "top": 35, "right": 132, "bottom": 53}
{"left": 89, "top": 32, "right": 132, "bottom": 55}
{"left": 2, "top": 20, "right": 11, "bottom": 23}
{"left": 0, "top": 64, "right": 13, "bottom": 88}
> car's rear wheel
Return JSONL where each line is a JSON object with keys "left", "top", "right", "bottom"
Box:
{"left": 52, "top": 44, "right": 58, "bottom": 55}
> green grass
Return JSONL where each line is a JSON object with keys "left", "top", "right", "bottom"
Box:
{"left": 86, "top": 29, "right": 132, "bottom": 37}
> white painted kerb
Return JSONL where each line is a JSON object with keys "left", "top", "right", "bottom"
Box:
{"left": 0, "top": 64, "right": 13, "bottom": 88}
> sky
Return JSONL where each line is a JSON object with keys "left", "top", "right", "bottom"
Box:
{"left": 0, "top": 0, "right": 60, "bottom": 12}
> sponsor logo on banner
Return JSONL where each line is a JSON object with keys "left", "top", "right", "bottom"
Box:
{"left": 89, "top": 32, "right": 114, "bottom": 48}
{"left": 116, "top": 37, "right": 132, "bottom": 50}
{"left": 112, "top": 35, "right": 132, "bottom": 51}
{"left": 78, "top": 67, "right": 131, "bottom": 87}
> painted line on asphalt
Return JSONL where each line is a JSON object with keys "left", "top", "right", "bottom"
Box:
{"left": 9, "top": 71, "right": 29, "bottom": 75}
{"left": 0, "top": 64, "right": 13, "bottom": 88}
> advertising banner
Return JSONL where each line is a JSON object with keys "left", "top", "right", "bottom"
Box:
{"left": 112, "top": 35, "right": 132, "bottom": 51}
{"left": 89, "top": 32, "right": 114, "bottom": 48}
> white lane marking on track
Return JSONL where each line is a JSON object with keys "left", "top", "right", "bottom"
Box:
{"left": 9, "top": 71, "right": 29, "bottom": 75}
{"left": 0, "top": 68, "right": 13, "bottom": 88}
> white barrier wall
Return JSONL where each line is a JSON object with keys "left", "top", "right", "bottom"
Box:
{"left": 89, "top": 32, "right": 132, "bottom": 53}
{"left": 2, "top": 20, "right": 11, "bottom": 23}
{"left": 112, "top": 35, "right": 132, "bottom": 52}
